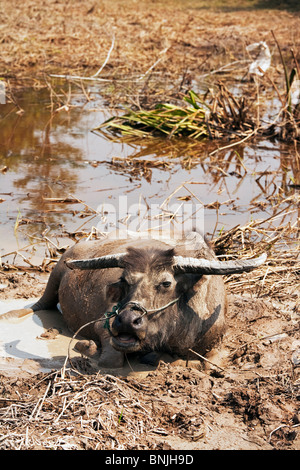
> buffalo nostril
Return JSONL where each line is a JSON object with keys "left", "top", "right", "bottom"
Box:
{"left": 133, "top": 316, "right": 142, "bottom": 326}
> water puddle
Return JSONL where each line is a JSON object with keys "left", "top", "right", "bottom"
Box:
{"left": 0, "top": 85, "right": 299, "bottom": 268}
{"left": 0, "top": 299, "right": 75, "bottom": 375}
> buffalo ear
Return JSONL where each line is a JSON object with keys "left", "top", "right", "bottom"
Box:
{"left": 106, "top": 281, "right": 127, "bottom": 302}
{"left": 175, "top": 273, "right": 202, "bottom": 294}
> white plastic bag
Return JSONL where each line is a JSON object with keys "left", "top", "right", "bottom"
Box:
{"left": 247, "top": 41, "right": 271, "bottom": 76}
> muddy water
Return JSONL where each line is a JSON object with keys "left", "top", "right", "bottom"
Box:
{"left": 0, "top": 85, "right": 298, "bottom": 267}
{"left": 0, "top": 299, "right": 75, "bottom": 374}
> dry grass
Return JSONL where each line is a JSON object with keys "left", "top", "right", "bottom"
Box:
{"left": 1, "top": 0, "right": 300, "bottom": 86}
{"left": 214, "top": 214, "right": 300, "bottom": 302}
{"left": 0, "top": 369, "right": 159, "bottom": 450}
{"left": 0, "top": 355, "right": 299, "bottom": 450}
{"left": 0, "top": 363, "right": 231, "bottom": 450}
{"left": 1, "top": 0, "right": 299, "bottom": 143}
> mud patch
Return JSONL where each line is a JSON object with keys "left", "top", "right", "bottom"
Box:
{"left": 0, "top": 271, "right": 47, "bottom": 300}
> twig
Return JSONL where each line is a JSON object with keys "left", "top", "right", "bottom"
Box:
{"left": 136, "top": 47, "right": 169, "bottom": 81}
{"left": 209, "top": 129, "right": 258, "bottom": 156}
{"left": 188, "top": 348, "right": 225, "bottom": 372}
{"left": 91, "top": 35, "right": 115, "bottom": 78}
{"left": 29, "top": 381, "right": 51, "bottom": 421}
{"left": 198, "top": 59, "right": 251, "bottom": 79}
{"left": 269, "top": 423, "right": 300, "bottom": 442}
{"left": 50, "top": 35, "right": 115, "bottom": 82}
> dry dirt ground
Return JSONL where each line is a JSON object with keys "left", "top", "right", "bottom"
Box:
{"left": 0, "top": 0, "right": 300, "bottom": 451}
{"left": 0, "top": 270, "right": 299, "bottom": 450}
{"left": 1, "top": 0, "right": 300, "bottom": 95}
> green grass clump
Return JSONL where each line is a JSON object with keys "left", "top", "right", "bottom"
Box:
{"left": 95, "top": 91, "right": 211, "bottom": 140}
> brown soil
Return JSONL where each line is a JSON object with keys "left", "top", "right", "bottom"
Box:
{"left": 0, "top": 270, "right": 299, "bottom": 450}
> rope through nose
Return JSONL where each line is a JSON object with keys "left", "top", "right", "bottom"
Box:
{"left": 146, "top": 296, "right": 181, "bottom": 314}
{"left": 103, "top": 296, "right": 181, "bottom": 332}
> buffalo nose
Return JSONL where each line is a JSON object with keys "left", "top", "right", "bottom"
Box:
{"left": 112, "top": 307, "right": 145, "bottom": 334}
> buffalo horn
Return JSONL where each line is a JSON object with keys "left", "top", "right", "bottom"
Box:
{"left": 173, "top": 253, "right": 267, "bottom": 275}
{"left": 66, "top": 251, "right": 267, "bottom": 275}
{"left": 66, "top": 253, "right": 126, "bottom": 270}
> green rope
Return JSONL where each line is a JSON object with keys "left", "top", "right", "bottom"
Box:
{"left": 103, "top": 303, "right": 122, "bottom": 331}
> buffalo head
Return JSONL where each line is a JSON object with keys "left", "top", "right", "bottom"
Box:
{"left": 66, "top": 246, "right": 266, "bottom": 354}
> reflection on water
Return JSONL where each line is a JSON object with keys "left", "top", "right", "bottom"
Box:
{"left": 0, "top": 86, "right": 299, "bottom": 267}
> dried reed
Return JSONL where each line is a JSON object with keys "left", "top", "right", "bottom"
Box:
{"left": 0, "top": 367, "right": 200, "bottom": 450}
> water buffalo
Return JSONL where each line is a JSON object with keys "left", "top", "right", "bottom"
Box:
{"left": 3, "top": 231, "right": 266, "bottom": 368}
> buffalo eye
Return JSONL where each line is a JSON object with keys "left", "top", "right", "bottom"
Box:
{"left": 161, "top": 281, "right": 171, "bottom": 288}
